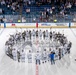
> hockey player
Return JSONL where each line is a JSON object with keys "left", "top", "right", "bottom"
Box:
{"left": 36, "top": 30, "right": 38, "bottom": 38}
{"left": 11, "top": 34, "right": 15, "bottom": 44}
{"left": 67, "top": 41, "right": 72, "bottom": 54}
{"left": 48, "top": 48, "right": 51, "bottom": 61}
{"left": 15, "top": 33, "right": 19, "bottom": 43}
{"left": 12, "top": 48, "right": 17, "bottom": 61}
{"left": 58, "top": 48, "right": 62, "bottom": 60}
{"left": 49, "top": 31, "right": 52, "bottom": 40}
{"left": 5, "top": 45, "right": 8, "bottom": 55}
{"left": 55, "top": 47, "right": 59, "bottom": 60}
{"left": 31, "top": 29, "right": 36, "bottom": 39}
{"left": 26, "top": 30, "right": 29, "bottom": 40}
{"left": 5, "top": 42, "right": 9, "bottom": 55}
{"left": 45, "top": 30, "right": 48, "bottom": 40}
{"left": 27, "top": 50, "right": 32, "bottom": 63}
{"left": 38, "top": 30, "right": 42, "bottom": 39}
{"left": 8, "top": 38, "right": 13, "bottom": 46}
{"left": 7, "top": 45, "right": 13, "bottom": 58}
{"left": 19, "top": 32, "right": 22, "bottom": 42}
{"left": 22, "top": 31, "right": 26, "bottom": 41}
{"left": 22, "top": 32, "right": 25, "bottom": 40}
{"left": 9, "top": 46, "right": 13, "bottom": 58}
{"left": 43, "top": 30, "right": 45, "bottom": 39}
{"left": 9, "top": 35, "right": 14, "bottom": 45}
{"left": 60, "top": 44, "right": 65, "bottom": 57}
{"left": 22, "top": 33, "right": 25, "bottom": 41}
{"left": 29, "top": 30, "right": 31, "bottom": 40}
{"left": 52, "top": 31, "right": 56, "bottom": 41}
{"left": 42, "top": 49, "right": 48, "bottom": 63}
{"left": 35, "top": 51, "right": 41, "bottom": 65}
{"left": 17, "top": 50, "right": 20, "bottom": 62}
{"left": 64, "top": 42, "right": 68, "bottom": 54}
{"left": 20, "top": 50, "right": 25, "bottom": 62}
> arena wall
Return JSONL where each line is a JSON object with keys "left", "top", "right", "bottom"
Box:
{"left": 0, "top": 23, "right": 4, "bottom": 28}
{"left": 71, "top": 22, "right": 76, "bottom": 28}
{"left": 0, "top": 22, "right": 76, "bottom": 28}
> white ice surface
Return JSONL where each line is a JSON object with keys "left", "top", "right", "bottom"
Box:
{"left": 0, "top": 28, "right": 76, "bottom": 75}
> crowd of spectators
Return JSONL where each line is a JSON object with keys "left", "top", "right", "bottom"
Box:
{"left": 23, "top": 0, "right": 76, "bottom": 22}
{"left": 0, "top": 0, "right": 23, "bottom": 14}
{"left": 0, "top": 0, "right": 76, "bottom": 22}
{"left": 23, "top": 0, "right": 76, "bottom": 6}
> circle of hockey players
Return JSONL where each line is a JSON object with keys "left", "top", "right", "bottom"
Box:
{"left": 5, "top": 29, "right": 72, "bottom": 65}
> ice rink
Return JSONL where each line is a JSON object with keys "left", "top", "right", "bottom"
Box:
{"left": 0, "top": 28, "right": 76, "bottom": 75}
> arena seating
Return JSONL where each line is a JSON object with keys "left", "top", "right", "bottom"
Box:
{"left": 0, "top": 0, "right": 76, "bottom": 23}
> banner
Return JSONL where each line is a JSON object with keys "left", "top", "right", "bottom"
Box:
{"left": 6, "top": 23, "right": 36, "bottom": 28}
{"left": 5, "top": 22, "right": 71, "bottom": 28}
{"left": 12, "top": 23, "right": 16, "bottom": 26}
{"left": 38, "top": 23, "right": 69, "bottom": 26}
{"left": 55, "top": 23, "right": 69, "bottom": 26}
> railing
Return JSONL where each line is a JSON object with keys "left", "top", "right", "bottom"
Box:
{"left": 0, "top": 13, "right": 76, "bottom": 23}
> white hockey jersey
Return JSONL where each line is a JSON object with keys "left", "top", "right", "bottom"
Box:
{"left": 32, "top": 30, "right": 35, "bottom": 36}
{"left": 35, "top": 53, "right": 41, "bottom": 60}
{"left": 38, "top": 30, "right": 42, "bottom": 37}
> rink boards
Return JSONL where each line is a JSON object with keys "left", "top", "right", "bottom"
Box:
{"left": 0, "top": 22, "right": 76, "bottom": 28}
